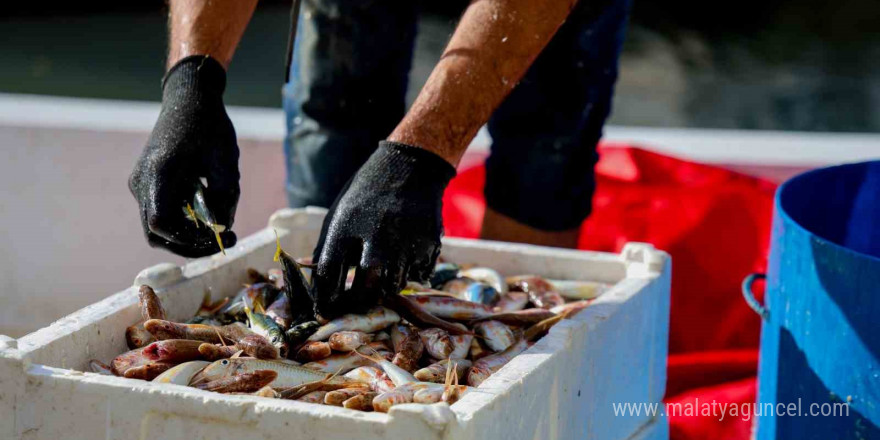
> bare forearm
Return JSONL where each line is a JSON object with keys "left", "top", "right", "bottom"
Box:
{"left": 388, "top": 0, "right": 577, "bottom": 166}
{"left": 167, "top": 0, "right": 259, "bottom": 70}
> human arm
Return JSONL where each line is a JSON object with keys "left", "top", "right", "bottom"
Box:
{"left": 311, "top": 0, "right": 579, "bottom": 316}
{"left": 389, "top": 0, "right": 579, "bottom": 166}
{"left": 167, "top": 0, "right": 259, "bottom": 69}
{"left": 129, "top": 0, "right": 258, "bottom": 257}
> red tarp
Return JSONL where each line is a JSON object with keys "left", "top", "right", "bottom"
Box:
{"left": 442, "top": 144, "right": 777, "bottom": 439}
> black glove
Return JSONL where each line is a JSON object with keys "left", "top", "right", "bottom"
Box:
{"left": 129, "top": 55, "right": 240, "bottom": 258}
{"left": 311, "top": 141, "right": 456, "bottom": 318}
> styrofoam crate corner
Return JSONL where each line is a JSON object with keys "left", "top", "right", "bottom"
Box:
{"left": 1, "top": 208, "right": 671, "bottom": 440}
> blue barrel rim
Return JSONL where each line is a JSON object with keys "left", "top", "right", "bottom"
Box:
{"left": 775, "top": 160, "right": 880, "bottom": 264}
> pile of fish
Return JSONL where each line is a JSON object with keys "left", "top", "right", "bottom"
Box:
{"left": 88, "top": 241, "right": 607, "bottom": 413}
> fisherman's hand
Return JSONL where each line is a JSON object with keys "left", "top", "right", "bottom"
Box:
{"left": 311, "top": 142, "right": 456, "bottom": 317}
{"left": 129, "top": 55, "right": 240, "bottom": 258}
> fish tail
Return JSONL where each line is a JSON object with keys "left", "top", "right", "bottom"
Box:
{"left": 253, "top": 296, "right": 266, "bottom": 314}
{"left": 273, "top": 229, "right": 283, "bottom": 262}
{"left": 242, "top": 298, "right": 255, "bottom": 324}
{"left": 214, "top": 229, "right": 226, "bottom": 255}
{"left": 184, "top": 204, "right": 200, "bottom": 227}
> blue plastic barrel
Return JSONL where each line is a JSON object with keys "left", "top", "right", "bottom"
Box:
{"left": 744, "top": 161, "right": 880, "bottom": 439}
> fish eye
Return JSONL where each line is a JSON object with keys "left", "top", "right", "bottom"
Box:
{"left": 221, "top": 360, "right": 229, "bottom": 365}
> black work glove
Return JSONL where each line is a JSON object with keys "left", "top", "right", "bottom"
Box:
{"left": 129, "top": 55, "right": 240, "bottom": 258}
{"left": 311, "top": 141, "right": 456, "bottom": 318}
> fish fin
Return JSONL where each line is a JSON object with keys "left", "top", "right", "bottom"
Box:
{"left": 207, "top": 297, "right": 230, "bottom": 314}
{"left": 200, "top": 290, "right": 212, "bottom": 308}
{"left": 213, "top": 327, "right": 228, "bottom": 347}
{"left": 253, "top": 295, "right": 266, "bottom": 315}
{"left": 242, "top": 297, "right": 254, "bottom": 321}
{"left": 273, "top": 230, "right": 283, "bottom": 262}
{"left": 231, "top": 350, "right": 245, "bottom": 359}
{"left": 195, "top": 290, "right": 213, "bottom": 315}
{"left": 330, "top": 367, "right": 345, "bottom": 381}
{"left": 352, "top": 347, "right": 385, "bottom": 364}
{"left": 444, "top": 360, "right": 454, "bottom": 388}
{"left": 184, "top": 204, "right": 200, "bottom": 227}
{"left": 214, "top": 229, "right": 226, "bottom": 255}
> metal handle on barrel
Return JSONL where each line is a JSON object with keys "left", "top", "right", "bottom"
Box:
{"left": 742, "top": 273, "right": 768, "bottom": 320}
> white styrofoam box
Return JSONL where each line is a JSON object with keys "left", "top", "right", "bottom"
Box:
{"left": 0, "top": 207, "right": 671, "bottom": 440}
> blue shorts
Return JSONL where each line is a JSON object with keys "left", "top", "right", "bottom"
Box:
{"left": 283, "top": 0, "right": 631, "bottom": 231}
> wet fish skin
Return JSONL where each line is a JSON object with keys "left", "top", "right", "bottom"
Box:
{"left": 442, "top": 277, "right": 476, "bottom": 297}
{"left": 493, "top": 292, "right": 530, "bottom": 313}
{"left": 138, "top": 285, "right": 166, "bottom": 321}
{"left": 412, "top": 387, "right": 444, "bottom": 404}
{"left": 449, "top": 332, "right": 473, "bottom": 359}
{"left": 524, "top": 313, "right": 567, "bottom": 342}
{"left": 274, "top": 239, "right": 315, "bottom": 324}
{"left": 328, "top": 331, "right": 372, "bottom": 352}
{"left": 419, "top": 328, "right": 455, "bottom": 359}
{"left": 295, "top": 341, "right": 332, "bottom": 363}
{"left": 409, "top": 296, "right": 494, "bottom": 320}
{"left": 185, "top": 180, "right": 227, "bottom": 254}
{"left": 191, "top": 358, "right": 353, "bottom": 389}
{"left": 467, "top": 339, "right": 530, "bottom": 387}
{"left": 296, "top": 390, "right": 327, "bottom": 403}
{"left": 342, "top": 392, "right": 377, "bottom": 411}
{"left": 429, "top": 262, "right": 461, "bottom": 288}
{"left": 125, "top": 322, "right": 155, "bottom": 349}
{"left": 144, "top": 319, "right": 255, "bottom": 345}
{"left": 307, "top": 307, "right": 400, "bottom": 342}
{"left": 414, "top": 359, "right": 472, "bottom": 383}
{"left": 153, "top": 361, "right": 211, "bottom": 385}
{"left": 244, "top": 304, "right": 289, "bottom": 358}
{"left": 472, "top": 308, "right": 557, "bottom": 326}
{"left": 301, "top": 345, "right": 388, "bottom": 375}
{"left": 286, "top": 321, "right": 321, "bottom": 345}
{"left": 507, "top": 275, "right": 565, "bottom": 309}
{"left": 473, "top": 320, "right": 515, "bottom": 352}
{"left": 220, "top": 283, "right": 281, "bottom": 318}
{"left": 442, "top": 385, "right": 469, "bottom": 405}
{"left": 371, "top": 389, "right": 409, "bottom": 413}
{"left": 391, "top": 325, "right": 424, "bottom": 373}
{"left": 88, "top": 359, "right": 113, "bottom": 375}
{"left": 195, "top": 370, "right": 278, "bottom": 393}
{"left": 122, "top": 362, "right": 176, "bottom": 380}
{"left": 385, "top": 294, "right": 474, "bottom": 336}
{"left": 198, "top": 343, "right": 237, "bottom": 361}
{"left": 469, "top": 338, "right": 490, "bottom": 361}
{"left": 548, "top": 280, "right": 607, "bottom": 300}
{"left": 142, "top": 339, "right": 204, "bottom": 363}
{"left": 111, "top": 347, "right": 151, "bottom": 376}
{"left": 372, "top": 383, "right": 443, "bottom": 412}
{"left": 550, "top": 300, "right": 592, "bottom": 317}
{"left": 343, "top": 366, "right": 395, "bottom": 393}
{"left": 462, "top": 282, "right": 498, "bottom": 305}
{"left": 265, "top": 295, "right": 292, "bottom": 329}
{"left": 324, "top": 388, "right": 373, "bottom": 406}
{"left": 235, "top": 334, "right": 280, "bottom": 359}
{"left": 459, "top": 267, "right": 508, "bottom": 294}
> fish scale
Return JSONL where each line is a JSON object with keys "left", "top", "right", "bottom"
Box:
{"left": 191, "top": 358, "right": 358, "bottom": 389}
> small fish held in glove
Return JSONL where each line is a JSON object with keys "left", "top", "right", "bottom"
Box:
{"left": 184, "top": 180, "right": 227, "bottom": 254}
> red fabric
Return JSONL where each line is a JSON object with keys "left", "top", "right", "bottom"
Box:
{"left": 667, "top": 377, "right": 758, "bottom": 440}
{"left": 442, "top": 144, "right": 777, "bottom": 439}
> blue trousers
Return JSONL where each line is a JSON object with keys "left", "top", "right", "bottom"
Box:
{"left": 283, "top": 0, "right": 631, "bottom": 231}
